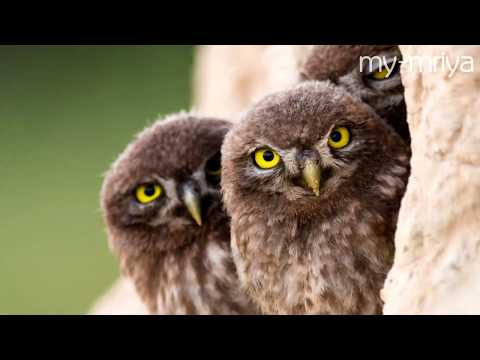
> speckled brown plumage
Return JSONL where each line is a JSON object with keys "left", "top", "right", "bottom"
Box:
{"left": 101, "top": 113, "right": 257, "bottom": 314}
{"left": 299, "top": 45, "right": 409, "bottom": 143}
{"left": 221, "top": 82, "right": 410, "bottom": 314}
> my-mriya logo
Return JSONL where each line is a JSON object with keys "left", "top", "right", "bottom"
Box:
{"left": 360, "top": 53, "right": 475, "bottom": 79}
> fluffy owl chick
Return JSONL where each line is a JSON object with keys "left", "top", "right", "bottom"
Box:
{"left": 299, "top": 45, "right": 409, "bottom": 143}
{"left": 221, "top": 82, "right": 410, "bottom": 314}
{"left": 101, "top": 113, "right": 256, "bottom": 315}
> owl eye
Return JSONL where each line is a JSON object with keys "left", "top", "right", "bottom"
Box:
{"left": 205, "top": 152, "right": 222, "bottom": 177}
{"left": 253, "top": 148, "right": 281, "bottom": 169}
{"left": 366, "top": 61, "right": 400, "bottom": 81}
{"left": 328, "top": 126, "right": 351, "bottom": 149}
{"left": 135, "top": 183, "right": 162, "bottom": 204}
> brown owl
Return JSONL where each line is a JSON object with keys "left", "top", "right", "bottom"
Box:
{"left": 101, "top": 113, "right": 256, "bottom": 315}
{"left": 299, "top": 45, "right": 409, "bottom": 143}
{"left": 221, "top": 81, "right": 410, "bottom": 314}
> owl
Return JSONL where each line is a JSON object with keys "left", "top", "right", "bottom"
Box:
{"left": 101, "top": 113, "right": 256, "bottom": 315}
{"left": 299, "top": 45, "right": 409, "bottom": 143}
{"left": 221, "top": 81, "right": 410, "bottom": 314}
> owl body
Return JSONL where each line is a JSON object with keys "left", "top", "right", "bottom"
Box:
{"left": 230, "top": 188, "right": 396, "bottom": 314}
{"left": 221, "top": 82, "right": 410, "bottom": 314}
{"left": 299, "top": 45, "right": 409, "bottom": 143}
{"left": 101, "top": 113, "right": 256, "bottom": 315}
{"left": 124, "top": 212, "right": 252, "bottom": 314}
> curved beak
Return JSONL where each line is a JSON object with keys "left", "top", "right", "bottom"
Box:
{"left": 302, "top": 160, "right": 321, "bottom": 197}
{"left": 182, "top": 185, "right": 202, "bottom": 226}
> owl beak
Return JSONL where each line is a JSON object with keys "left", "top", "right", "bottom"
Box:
{"left": 182, "top": 186, "right": 203, "bottom": 226}
{"left": 302, "top": 160, "right": 321, "bottom": 197}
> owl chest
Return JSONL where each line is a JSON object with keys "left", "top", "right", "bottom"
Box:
{"left": 233, "top": 215, "right": 389, "bottom": 314}
{"left": 155, "top": 240, "right": 250, "bottom": 315}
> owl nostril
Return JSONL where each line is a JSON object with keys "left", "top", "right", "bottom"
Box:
{"left": 178, "top": 179, "right": 201, "bottom": 196}
{"left": 296, "top": 149, "right": 321, "bottom": 167}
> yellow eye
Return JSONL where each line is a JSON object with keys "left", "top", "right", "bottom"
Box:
{"left": 328, "top": 127, "right": 351, "bottom": 149}
{"left": 205, "top": 152, "right": 222, "bottom": 177}
{"left": 367, "top": 61, "right": 399, "bottom": 81}
{"left": 253, "top": 148, "right": 281, "bottom": 169}
{"left": 370, "top": 67, "right": 390, "bottom": 80}
{"left": 135, "top": 183, "right": 162, "bottom": 204}
{"left": 208, "top": 168, "right": 221, "bottom": 176}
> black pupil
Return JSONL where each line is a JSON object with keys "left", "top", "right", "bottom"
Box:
{"left": 263, "top": 150, "right": 274, "bottom": 162}
{"left": 206, "top": 153, "right": 221, "bottom": 173}
{"left": 390, "top": 62, "right": 400, "bottom": 74}
{"left": 330, "top": 131, "right": 342, "bottom": 142}
{"left": 144, "top": 184, "right": 156, "bottom": 197}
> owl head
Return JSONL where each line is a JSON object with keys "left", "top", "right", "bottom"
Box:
{"left": 299, "top": 45, "right": 409, "bottom": 143}
{"left": 101, "top": 113, "right": 232, "bottom": 259}
{"left": 221, "top": 81, "right": 409, "bottom": 220}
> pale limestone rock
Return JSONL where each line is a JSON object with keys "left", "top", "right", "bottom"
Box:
{"left": 88, "top": 277, "right": 148, "bottom": 315}
{"left": 382, "top": 45, "right": 480, "bottom": 314}
{"left": 192, "top": 45, "right": 304, "bottom": 120}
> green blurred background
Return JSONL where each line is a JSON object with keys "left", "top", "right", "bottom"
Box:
{"left": 0, "top": 45, "right": 195, "bottom": 314}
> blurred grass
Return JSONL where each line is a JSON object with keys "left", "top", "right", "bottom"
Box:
{"left": 0, "top": 45, "right": 194, "bottom": 314}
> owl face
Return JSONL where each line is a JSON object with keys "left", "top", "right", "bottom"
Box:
{"left": 299, "top": 45, "right": 409, "bottom": 143}
{"left": 222, "top": 81, "right": 407, "bottom": 218}
{"left": 101, "top": 114, "right": 231, "bottom": 256}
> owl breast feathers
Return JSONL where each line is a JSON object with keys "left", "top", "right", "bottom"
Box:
{"left": 101, "top": 113, "right": 257, "bottom": 315}
{"left": 221, "top": 81, "right": 410, "bottom": 314}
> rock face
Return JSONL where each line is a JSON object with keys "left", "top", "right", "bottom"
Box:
{"left": 91, "top": 45, "right": 480, "bottom": 314}
{"left": 89, "top": 277, "right": 148, "bottom": 315}
{"left": 382, "top": 45, "right": 480, "bottom": 314}
{"left": 193, "top": 45, "right": 305, "bottom": 120}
